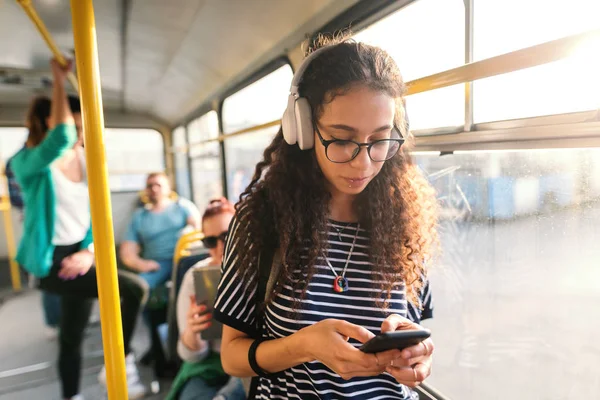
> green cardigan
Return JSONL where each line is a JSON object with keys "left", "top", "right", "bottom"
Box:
{"left": 10, "top": 123, "right": 93, "bottom": 278}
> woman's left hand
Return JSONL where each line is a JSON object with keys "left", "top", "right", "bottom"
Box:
{"left": 59, "top": 250, "right": 94, "bottom": 280}
{"left": 379, "top": 314, "right": 434, "bottom": 388}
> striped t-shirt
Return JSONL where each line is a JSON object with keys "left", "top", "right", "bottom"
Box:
{"left": 214, "top": 215, "right": 433, "bottom": 400}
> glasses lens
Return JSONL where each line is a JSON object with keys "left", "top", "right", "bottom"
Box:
{"left": 202, "top": 237, "right": 218, "bottom": 249}
{"left": 369, "top": 140, "right": 401, "bottom": 161}
{"left": 326, "top": 141, "right": 360, "bottom": 163}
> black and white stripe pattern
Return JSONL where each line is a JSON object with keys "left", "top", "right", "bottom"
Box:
{"left": 214, "top": 214, "right": 433, "bottom": 399}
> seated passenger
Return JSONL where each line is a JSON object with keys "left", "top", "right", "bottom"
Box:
{"left": 11, "top": 58, "right": 148, "bottom": 400}
{"left": 167, "top": 198, "right": 245, "bottom": 400}
{"left": 120, "top": 172, "right": 200, "bottom": 367}
{"left": 120, "top": 172, "right": 200, "bottom": 290}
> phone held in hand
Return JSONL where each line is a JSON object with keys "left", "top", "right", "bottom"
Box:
{"left": 359, "top": 329, "right": 431, "bottom": 353}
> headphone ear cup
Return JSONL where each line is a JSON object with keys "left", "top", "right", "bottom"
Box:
{"left": 294, "top": 98, "right": 314, "bottom": 150}
{"left": 282, "top": 95, "right": 297, "bottom": 145}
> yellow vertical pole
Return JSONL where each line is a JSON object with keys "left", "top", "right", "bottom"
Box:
{"left": 0, "top": 196, "right": 21, "bottom": 291}
{"left": 69, "top": 1, "right": 127, "bottom": 398}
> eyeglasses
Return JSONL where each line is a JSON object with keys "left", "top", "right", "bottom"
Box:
{"left": 201, "top": 231, "right": 228, "bottom": 249}
{"left": 315, "top": 125, "right": 404, "bottom": 163}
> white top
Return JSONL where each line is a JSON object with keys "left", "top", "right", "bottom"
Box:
{"left": 177, "top": 257, "right": 221, "bottom": 362}
{"left": 51, "top": 149, "right": 91, "bottom": 246}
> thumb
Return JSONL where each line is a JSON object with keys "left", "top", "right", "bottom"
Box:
{"left": 336, "top": 320, "right": 375, "bottom": 344}
{"left": 190, "top": 294, "right": 197, "bottom": 305}
{"left": 381, "top": 314, "right": 415, "bottom": 333}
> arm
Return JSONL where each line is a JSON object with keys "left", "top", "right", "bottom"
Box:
{"left": 119, "top": 213, "right": 159, "bottom": 273}
{"left": 49, "top": 59, "right": 74, "bottom": 130}
{"left": 13, "top": 60, "right": 78, "bottom": 178}
{"left": 220, "top": 325, "right": 310, "bottom": 377}
{"left": 180, "top": 198, "right": 201, "bottom": 230}
{"left": 176, "top": 269, "right": 210, "bottom": 362}
{"left": 119, "top": 241, "right": 147, "bottom": 272}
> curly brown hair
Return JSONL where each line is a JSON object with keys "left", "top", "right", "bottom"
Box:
{"left": 233, "top": 35, "right": 438, "bottom": 308}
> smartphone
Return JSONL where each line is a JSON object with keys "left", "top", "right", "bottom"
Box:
{"left": 359, "top": 329, "right": 431, "bottom": 354}
{"left": 192, "top": 267, "right": 222, "bottom": 340}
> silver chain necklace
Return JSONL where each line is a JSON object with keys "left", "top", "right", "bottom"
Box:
{"left": 323, "top": 223, "right": 360, "bottom": 293}
{"left": 331, "top": 221, "right": 352, "bottom": 242}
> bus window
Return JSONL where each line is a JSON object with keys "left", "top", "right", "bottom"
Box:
{"left": 354, "top": 0, "right": 465, "bottom": 131}
{"left": 222, "top": 65, "right": 292, "bottom": 134}
{"left": 0, "top": 128, "right": 28, "bottom": 163}
{"left": 105, "top": 128, "right": 165, "bottom": 191}
{"left": 222, "top": 64, "right": 292, "bottom": 201}
{"left": 188, "top": 111, "right": 222, "bottom": 206}
{"left": 412, "top": 146, "right": 600, "bottom": 400}
{"left": 172, "top": 126, "right": 191, "bottom": 200}
{"left": 473, "top": 0, "right": 600, "bottom": 122}
{"left": 225, "top": 125, "right": 279, "bottom": 202}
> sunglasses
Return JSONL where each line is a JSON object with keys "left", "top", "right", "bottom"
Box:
{"left": 201, "top": 231, "right": 228, "bottom": 249}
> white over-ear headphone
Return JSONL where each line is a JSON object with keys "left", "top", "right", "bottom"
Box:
{"left": 281, "top": 46, "right": 331, "bottom": 150}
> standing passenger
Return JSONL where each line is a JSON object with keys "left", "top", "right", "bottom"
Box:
{"left": 11, "top": 58, "right": 148, "bottom": 400}
{"left": 214, "top": 37, "right": 438, "bottom": 399}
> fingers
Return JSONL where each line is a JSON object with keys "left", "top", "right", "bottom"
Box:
{"left": 386, "top": 361, "right": 430, "bottom": 388}
{"left": 372, "top": 348, "right": 403, "bottom": 366}
{"left": 381, "top": 314, "right": 418, "bottom": 333}
{"left": 335, "top": 320, "right": 375, "bottom": 344}
{"left": 148, "top": 261, "right": 160, "bottom": 271}
{"left": 58, "top": 264, "right": 79, "bottom": 280}
{"left": 186, "top": 303, "right": 206, "bottom": 318}
{"left": 401, "top": 338, "right": 434, "bottom": 361}
{"left": 189, "top": 294, "right": 197, "bottom": 305}
{"left": 188, "top": 312, "right": 213, "bottom": 333}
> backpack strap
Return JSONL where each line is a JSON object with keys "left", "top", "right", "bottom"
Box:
{"left": 257, "top": 247, "right": 281, "bottom": 318}
{"left": 249, "top": 245, "right": 281, "bottom": 397}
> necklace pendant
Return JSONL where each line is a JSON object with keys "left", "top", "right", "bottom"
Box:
{"left": 333, "top": 276, "right": 349, "bottom": 293}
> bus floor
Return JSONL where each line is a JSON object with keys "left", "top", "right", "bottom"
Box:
{"left": 0, "top": 289, "right": 171, "bottom": 399}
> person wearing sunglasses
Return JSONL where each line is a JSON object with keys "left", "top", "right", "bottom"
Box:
{"left": 212, "top": 37, "right": 438, "bottom": 400}
{"left": 168, "top": 197, "right": 246, "bottom": 400}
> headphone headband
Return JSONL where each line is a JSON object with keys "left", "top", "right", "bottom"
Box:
{"left": 282, "top": 46, "right": 333, "bottom": 150}
{"left": 289, "top": 46, "right": 332, "bottom": 96}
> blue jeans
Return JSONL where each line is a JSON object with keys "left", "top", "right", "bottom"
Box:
{"left": 179, "top": 376, "right": 246, "bottom": 400}
{"left": 139, "top": 259, "right": 172, "bottom": 290}
{"left": 42, "top": 291, "right": 61, "bottom": 327}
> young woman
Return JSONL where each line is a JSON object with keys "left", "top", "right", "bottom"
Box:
{"left": 213, "top": 37, "right": 438, "bottom": 399}
{"left": 10, "top": 59, "right": 148, "bottom": 400}
{"left": 168, "top": 198, "right": 246, "bottom": 400}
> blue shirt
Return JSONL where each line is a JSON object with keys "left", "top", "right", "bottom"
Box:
{"left": 124, "top": 198, "right": 196, "bottom": 261}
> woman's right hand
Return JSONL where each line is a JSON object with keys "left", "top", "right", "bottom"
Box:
{"left": 181, "top": 294, "right": 212, "bottom": 351}
{"left": 50, "top": 58, "right": 72, "bottom": 83}
{"left": 298, "top": 319, "right": 403, "bottom": 380}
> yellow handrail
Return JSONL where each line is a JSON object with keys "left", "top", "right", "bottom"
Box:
{"left": 174, "top": 28, "right": 600, "bottom": 152}
{"left": 16, "top": 0, "right": 79, "bottom": 91}
{"left": 70, "top": 0, "right": 127, "bottom": 398}
{"left": 0, "top": 194, "right": 21, "bottom": 292}
{"left": 174, "top": 230, "right": 204, "bottom": 267}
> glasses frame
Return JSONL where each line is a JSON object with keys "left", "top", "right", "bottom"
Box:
{"left": 314, "top": 124, "right": 405, "bottom": 164}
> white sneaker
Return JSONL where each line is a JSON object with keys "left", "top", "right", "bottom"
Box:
{"left": 98, "top": 353, "right": 147, "bottom": 399}
{"left": 44, "top": 326, "right": 59, "bottom": 340}
{"left": 70, "top": 395, "right": 85, "bottom": 400}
